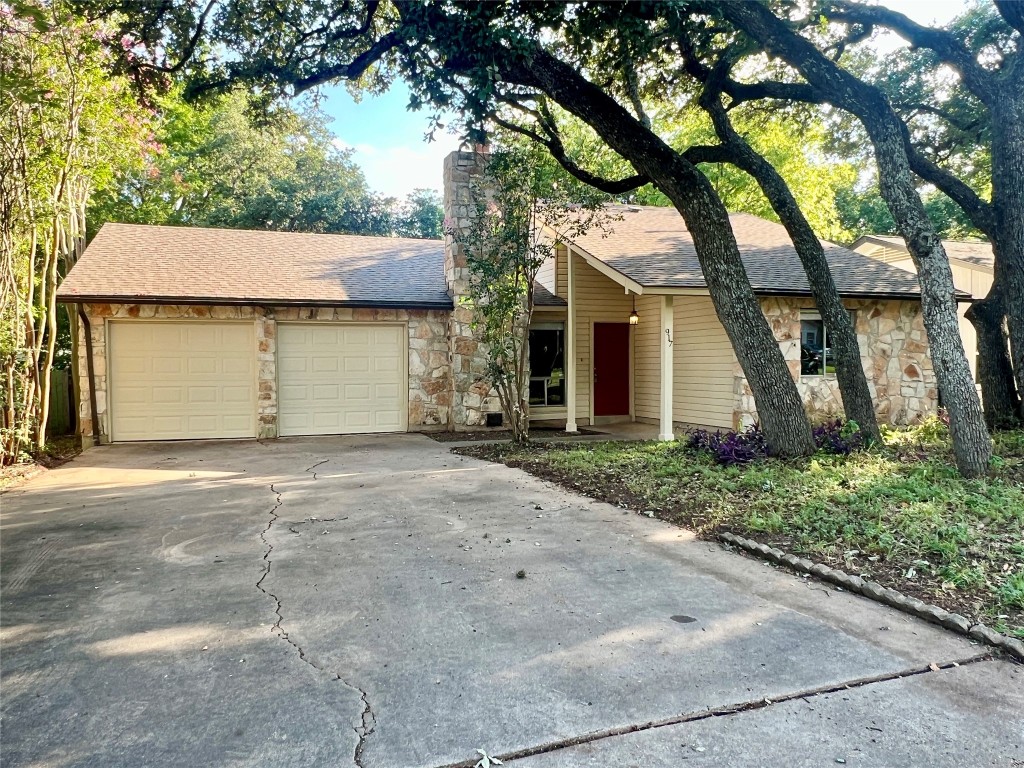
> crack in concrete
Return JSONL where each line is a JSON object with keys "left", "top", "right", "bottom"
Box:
{"left": 431, "top": 653, "right": 995, "bottom": 768}
{"left": 305, "top": 459, "right": 330, "bottom": 480}
{"left": 257, "top": 480, "right": 376, "bottom": 767}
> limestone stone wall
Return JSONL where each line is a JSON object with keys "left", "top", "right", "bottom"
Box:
{"left": 734, "top": 297, "right": 936, "bottom": 428}
{"left": 443, "top": 150, "right": 503, "bottom": 428}
{"left": 77, "top": 303, "right": 451, "bottom": 444}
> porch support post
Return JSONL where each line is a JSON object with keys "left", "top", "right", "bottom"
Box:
{"left": 565, "top": 246, "right": 578, "bottom": 432}
{"left": 659, "top": 295, "right": 674, "bottom": 441}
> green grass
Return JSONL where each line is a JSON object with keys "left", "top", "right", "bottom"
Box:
{"left": 462, "top": 428, "right": 1024, "bottom": 637}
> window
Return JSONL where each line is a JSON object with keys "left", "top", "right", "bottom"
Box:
{"left": 529, "top": 323, "right": 565, "bottom": 407}
{"left": 800, "top": 310, "right": 855, "bottom": 376}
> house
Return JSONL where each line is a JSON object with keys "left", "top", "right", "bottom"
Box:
{"left": 851, "top": 235, "right": 993, "bottom": 381}
{"left": 57, "top": 151, "right": 939, "bottom": 445}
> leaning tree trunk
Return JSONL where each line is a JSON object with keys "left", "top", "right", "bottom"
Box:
{"left": 698, "top": 92, "right": 882, "bottom": 444}
{"left": 990, "top": 93, "right": 1024, "bottom": 402}
{"left": 509, "top": 49, "right": 815, "bottom": 456}
{"left": 718, "top": 1, "right": 991, "bottom": 477}
{"left": 966, "top": 281, "right": 1021, "bottom": 428}
{"left": 869, "top": 120, "right": 991, "bottom": 475}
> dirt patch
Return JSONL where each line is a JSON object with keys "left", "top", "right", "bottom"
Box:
{"left": 1, "top": 437, "right": 81, "bottom": 493}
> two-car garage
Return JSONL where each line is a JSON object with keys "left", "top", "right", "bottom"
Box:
{"left": 57, "top": 222, "right": 455, "bottom": 445}
{"left": 106, "top": 320, "right": 407, "bottom": 442}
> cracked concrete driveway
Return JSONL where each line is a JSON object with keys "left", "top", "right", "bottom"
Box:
{"left": 2, "top": 435, "right": 1021, "bottom": 767}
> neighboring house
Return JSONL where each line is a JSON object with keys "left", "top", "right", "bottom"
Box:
{"left": 58, "top": 151, "right": 939, "bottom": 446}
{"left": 852, "top": 235, "right": 993, "bottom": 381}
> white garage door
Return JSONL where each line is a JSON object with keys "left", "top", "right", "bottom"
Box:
{"left": 108, "top": 321, "right": 256, "bottom": 441}
{"left": 277, "top": 323, "right": 406, "bottom": 436}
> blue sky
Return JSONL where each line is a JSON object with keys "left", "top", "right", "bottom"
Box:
{"left": 314, "top": 0, "right": 970, "bottom": 200}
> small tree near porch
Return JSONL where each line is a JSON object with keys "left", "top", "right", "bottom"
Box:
{"left": 454, "top": 144, "right": 607, "bottom": 443}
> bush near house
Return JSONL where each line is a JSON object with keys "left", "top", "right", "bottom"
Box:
{"left": 457, "top": 421, "right": 1024, "bottom": 638}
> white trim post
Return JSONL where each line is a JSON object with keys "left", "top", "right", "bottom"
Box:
{"left": 565, "top": 247, "right": 578, "bottom": 433}
{"left": 659, "top": 295, "right": 674, "bottom": 441}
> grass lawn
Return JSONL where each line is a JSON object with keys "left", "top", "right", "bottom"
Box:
{"left": 457, "top": 428, "right": 1024, "bottom": 638}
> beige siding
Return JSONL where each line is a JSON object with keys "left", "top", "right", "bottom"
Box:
{"left": 632, "top": 294, "right": 662, "bottom": 421}
{"left": 571, "top": 252, "right": 633, "bottom": 421}
{"left": 672, "top": 296, "right": 735, "bottom": 429}
{"left": 536, "top": 255, "right": 556, "bottom": 293}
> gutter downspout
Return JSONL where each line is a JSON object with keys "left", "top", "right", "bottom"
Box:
{"left": 78, "top": 306, "right": 100, "bottom": 445}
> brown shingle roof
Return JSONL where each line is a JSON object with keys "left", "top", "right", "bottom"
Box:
{"left": 57, "top": 223, "right": 453, "bottom": 308}
{"left": 568, "top": 207, "right": 928, "bottom": 298}
{"left": 533, "top": 281, "right": 567, "bottom": 307}
{"left": 856, "top": 234, "right": 994, "bottom": 269}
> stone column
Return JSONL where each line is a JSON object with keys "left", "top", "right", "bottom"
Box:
{"left": 443, "top": 149, "right": 503, "bottom": 429}
{"left": 255, "top": 309, "right": 278, "bottom": 439}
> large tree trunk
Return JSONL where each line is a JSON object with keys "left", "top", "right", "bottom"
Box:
{"left": 867, "top": 121, "right": 991, "bottom": 476}
{"left": 510, "top": 49, "right": 815, "bottom": 456}
{"left": 966, "top": 282, "right": 1021, "bottom": 428}
{"left": 990, "top": 94, "right": 1024, "bottom": 401}
{"left": 719, "top": 2, "right": 991, "bottom": 477}
{"left": 699, "top": 93, "right": 882, "bottom": 443}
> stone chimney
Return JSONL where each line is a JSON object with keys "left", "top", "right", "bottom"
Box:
{"left": 442, "top": 148, "right": 503, "bottom": 429}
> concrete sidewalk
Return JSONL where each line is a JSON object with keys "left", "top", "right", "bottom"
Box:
{"left": 1, "top": 435, "right": 1020, "bottom": 767}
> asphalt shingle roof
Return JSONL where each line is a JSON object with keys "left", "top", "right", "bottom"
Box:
{"left": 568, "top": 207, "right": 927, "bottom": 298}
{"left": 57, "top": 223, "right": 453, "bottom": 308}
{"left": 860, "top": 234, "right": 994, "bottom": 270}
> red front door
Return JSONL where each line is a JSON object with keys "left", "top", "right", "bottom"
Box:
{"left": 593, "top": 323, "right": 630, "bottom": 416}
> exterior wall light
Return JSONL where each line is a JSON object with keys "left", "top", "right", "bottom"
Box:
{"left": 629, "top": 295, "right": 639, "bottom": 325}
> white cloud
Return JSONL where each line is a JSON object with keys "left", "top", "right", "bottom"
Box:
{"left": 333, "top": 136, "right": 464, "bottom": 200}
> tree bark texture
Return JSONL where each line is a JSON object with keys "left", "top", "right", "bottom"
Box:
{"left": 965, "top": 282, "right": 1021, "bottom": 427}
{"left": 509, "top": 49, "right": 815, "bottom": 456}
{"left": 719, "top": 2, "right": 991, "bottom": 476}
{"left": 990, "top": 93, "right": 1024, "bottom": 402}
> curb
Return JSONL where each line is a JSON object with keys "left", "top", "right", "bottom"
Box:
{"left": 717, "top": 531, "right": 1024, "bottom": 663}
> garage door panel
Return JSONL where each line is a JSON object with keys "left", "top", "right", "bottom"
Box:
{"left": 312, "top": 357, "right": 340, "bottom": 373}
{"left": 109, "top": 321, "right": 256, "bottom": 441}
{"left": 278, "top": 322, "right": 405, "bottom": 436}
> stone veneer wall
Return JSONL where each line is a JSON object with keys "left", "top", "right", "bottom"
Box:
{"left": 443, "top": 150, "right": 503, "bottom": 428}
{"left": 76, "top": 303, "right": 451, "bottom": 444}
{"left": 734, "top": 297, "right": 936, "bottom": 428}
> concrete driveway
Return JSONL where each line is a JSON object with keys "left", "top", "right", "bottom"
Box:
{"left": 1, "top": 435, "right": 1021, "bottom": 767}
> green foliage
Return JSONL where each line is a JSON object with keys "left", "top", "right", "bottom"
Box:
{"left": 90, "top": 89, "right": 398, "bottom": 236}
{"left": 455, "top": 139, "right": 610, "bottom": 441}
{"left": 529, "top": 105, "right": 858, "bottom": 242}
{"left": 394, "top": 188, "right": 444, "bottom": 240}
{"left": 1, "top": 1, "right": 149, "bottom": 462}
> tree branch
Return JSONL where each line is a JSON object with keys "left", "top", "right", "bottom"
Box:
{"left": 827, "top": 1, "right": 996, "bottom": 104}
{"left": 994, "top": 0, "right": 1024, "bottom": 36}
{"left": 490, "top": 114, "right": 650, "bottom": 194}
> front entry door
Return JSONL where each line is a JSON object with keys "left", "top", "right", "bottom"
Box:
{"left": 593, "top": 322, "right": 630, "bottom": 416}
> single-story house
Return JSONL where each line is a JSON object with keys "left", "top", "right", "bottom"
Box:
{"left": 57, "top": 151, "right": 942, "bottom": 445}
{"left": 851, "top": 235, "right": 993, "bottom": 381}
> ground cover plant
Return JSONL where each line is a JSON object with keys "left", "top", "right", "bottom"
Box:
{"left": 457, "top": 419, "right": 1024, "bottom": 638}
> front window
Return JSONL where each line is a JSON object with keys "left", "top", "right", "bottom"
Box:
{"left": 801, "top": 310, "right": 855, "bottom": 376}
{"left": 529, "top": 323, "right": 565, "bottom": 407}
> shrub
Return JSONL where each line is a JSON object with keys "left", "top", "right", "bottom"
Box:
{"left": 812, "top": 419, "right": 865, "bottom": 455}
{"left": 686, "top": 424, "right": 768, "bottom": 466}
{"left": 883, "top": 411, "right": 951, "bottom": 448}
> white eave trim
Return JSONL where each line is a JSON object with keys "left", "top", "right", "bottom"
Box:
{"left": 565, "top": 243, "right": 645, "bottom": 294}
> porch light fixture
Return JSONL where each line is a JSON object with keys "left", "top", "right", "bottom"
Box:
{"left": 629, "top": 294, "right": 639, "bottom": 325}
